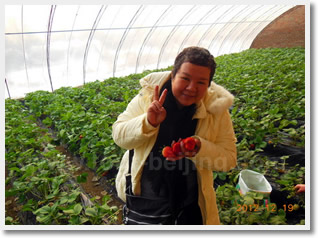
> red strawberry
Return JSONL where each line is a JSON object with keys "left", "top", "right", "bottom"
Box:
{"left": 79, "top": 135, "right": 84, "bottom": 139}
{"left": 102, "top": 171, "right": 109, "bottom": 177}
{"left": 172, "top": 142, "right": 182, "bottom": 155}
{"left": 183, "top": 137, "right": 196, "bottom": 151}
{"left": 162, "top": 146, "right": 176, "bottom": 158}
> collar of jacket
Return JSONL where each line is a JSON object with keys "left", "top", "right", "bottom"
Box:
{"left": 139, "top": 71, "right": 234, "bottom": 118}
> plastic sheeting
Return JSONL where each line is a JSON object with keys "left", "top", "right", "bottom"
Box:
{"left": 5, "top": 5, "right": 295, "bottom": 99}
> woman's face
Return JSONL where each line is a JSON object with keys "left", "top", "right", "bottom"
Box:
{"left": 171, "top": 62, "right": 210, "bottom": 107}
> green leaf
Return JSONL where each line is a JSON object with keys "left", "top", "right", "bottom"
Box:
{"left": 59, "top": 197, "right": 69, "bottom": 204}
{"left": 253, "top": 194, "right": 264, "bottom": 200}
{"left": 76, "top": 172, "right": 88, "bottom": 183}
{"left": 269, "top": 215, "right": 286, "bottom": 225}
{"left": 69, "top": 215, "right": 81, "bottom": 225}
{"left": 85, "top": 207, "right": 98, "bottom": 217}
{"left": 63, "top": 208, "right": 75, "bottom": 214}
{"left": 36, "top": 214, "right": 51, "bottom": 224}
{"left": 60, "top": 129, "right": 66, "bottom": 138}
{"left": 5, "top": 216, "right": 14, "bottom": 225}
{"left": 67, "top": 191, "right": 80, "bottom": 203}
{"left": 86, "top": 156, "right": 96, "bottom": 169}
{"left": 243, "top": 196, "right": 254, "bottom": 205}
{"left": 73, "top": 204, "right": 82, "bottom": 215}
{"left": 217, "top": 172, "right": 228, "bottom": 181}
{"left": 34, "top": 205, "right": 51, "bottom": 215}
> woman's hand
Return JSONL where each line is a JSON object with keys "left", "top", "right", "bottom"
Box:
{"left": 294, "top": 184, "right": 305, "bottom": 193}
{"left": 147, "top": 85, "right": 168, "bottom": 127}
{"left": 166, "top": 137, "right": 201, "bottom": 161}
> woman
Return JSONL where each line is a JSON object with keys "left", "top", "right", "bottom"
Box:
{"left": 112, "top": 46, "right": 237, "bottom": 225}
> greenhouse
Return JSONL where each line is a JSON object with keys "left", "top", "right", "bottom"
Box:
{"left": 4, "top": 2, "right": 309, "bottom": 229}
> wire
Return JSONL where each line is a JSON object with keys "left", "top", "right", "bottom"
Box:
{"left": 228, "top": 5, "right": 276, "bottom": 53}
{"left": 239, "top": 6, "right": 289, "bottom": 52}
{"left": 216, "top": 5, "right": 256, "bottom": 56}
{"left": 177, "top": 5, "right": 220, "bottom": 55}
{"left": 156, "top": 5, "right": 197, "bottom": 69}
{"left": 207, "top": 6, "right": 248, "bottom": 55}
{"left": 197, "top": 6, "right": 236, "bottom": 48}
{"left": 135, "top": 5, "right": 172, "bottom": 74}
{"left": 5, "top": 21, "right": 271, "bottom": 36}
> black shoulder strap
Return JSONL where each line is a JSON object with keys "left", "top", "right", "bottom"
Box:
{"left": 128, "top": 150, "right": 134, "bottom": 174}
{"left": 126, "top": 150, "right": 134, "bottom": 192}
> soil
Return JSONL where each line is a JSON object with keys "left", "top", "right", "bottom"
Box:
{"left": 250, "top": 5, "right": 305, "bottom": 49}
{"left": 55, "top": 145, "right": 124, "bottom": 224}
{"left": 5, "top": 167, "right": 21, "bottom": 222}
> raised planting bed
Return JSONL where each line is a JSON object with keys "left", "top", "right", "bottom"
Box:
{"left": 5, "top": 99, "right": 120, "bottom": 225}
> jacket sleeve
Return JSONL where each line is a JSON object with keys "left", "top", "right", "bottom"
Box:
{"left": 192, "top": 110, "right": 237, "bottom": 171}
{"left": 112, "top": 93, "right": 159, "bottom": 150}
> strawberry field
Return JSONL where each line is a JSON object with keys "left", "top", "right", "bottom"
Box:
{"left": 5, "top": 47, "right": 306, "bottom": 226}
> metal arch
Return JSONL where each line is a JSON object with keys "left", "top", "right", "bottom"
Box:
{"left": 21, "top": 5, "right": 30, "bottom": 88}
{"left": 197, "top": 5, "right": 236, "bottom": 48}
{"left": 124, "top": 5, "right": 151, "bottom": 75}
{"left": 156, "top": 5, "right": 197, "bottom": 70}
{"left": 207, "top": 5, "right": 250, "bottom": 55}
{"left": 177, "top": 5, "right": 219, "bottom": 55}
{"left": 244, "top": 5, "right": 295, "bottom": 50}
{"left": 216, "top": 5, "right": 262, "bottom": 56}
{"left": 113, "top": 5, "right": 144, "bottom": 77}
{"left": 83, "top": 5, "right": 107, "bottom": 85}
{"left": 96, "top": 7, "right": 118, "bottom": 79}
{"left": 66, "top": 5, "right": 80, "bottom": 82}
{"left": 135, "top": 5, "right": 172, "bottom": 74}
{"left": 5, "top": 78, "right": 11, "bottom": 99}
{"left": 141, "top": 5, "right": 177, "bottom": 73}
{"left": 96, "top": 6, "right": 121, "bottom": 79}
{"left": 238, "top": 5, "right": 291, "bottom": 52}
{"left": 228, "top": 5, "right": 277, "bottom": 53}
{"left": 46, "top": 5, "right": 56, "bottom": 92}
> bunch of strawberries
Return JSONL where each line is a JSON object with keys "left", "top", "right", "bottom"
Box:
{"left": 162, "top": 137, "right": 198, "bottom": 160}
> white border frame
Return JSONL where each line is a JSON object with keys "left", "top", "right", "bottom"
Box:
{"left": 1, "top": 0, "right": 312, "bottom": 232}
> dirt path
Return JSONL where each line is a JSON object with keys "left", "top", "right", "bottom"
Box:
{"left": 55, "top": 145, "right": 124, "bottom": 223}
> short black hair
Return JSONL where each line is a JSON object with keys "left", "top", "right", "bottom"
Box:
{"left": 171, "top": 46, "right": 216, "bottom": 84}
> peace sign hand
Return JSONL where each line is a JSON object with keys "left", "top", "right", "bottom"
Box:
{"left": 147, "top": 85, "right": 168, "bottom": 127}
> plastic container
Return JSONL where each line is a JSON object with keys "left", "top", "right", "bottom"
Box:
{"left": 238, "top": 169, "right": 272, "bottom": 196}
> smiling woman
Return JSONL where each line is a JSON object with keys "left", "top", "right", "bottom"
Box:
{"left": 112, "top": 46, "right": 237, "bottom": 225}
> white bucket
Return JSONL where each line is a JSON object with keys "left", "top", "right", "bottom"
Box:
{"left": 238, "top": 169, "right": 272, "bottom": 195}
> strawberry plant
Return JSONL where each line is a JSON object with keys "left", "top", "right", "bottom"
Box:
{"left": 214, "top": 47, "right": 305, "bottom": 149}
{"left": 216, "top": 184, "right": 287, "bottom": 225}
{"left": 5, "top": 99, "right": 118, "bottom": 225}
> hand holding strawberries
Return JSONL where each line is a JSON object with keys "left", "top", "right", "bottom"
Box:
{"left": 162, "top": 137, "right": 201, "bottom": 161}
